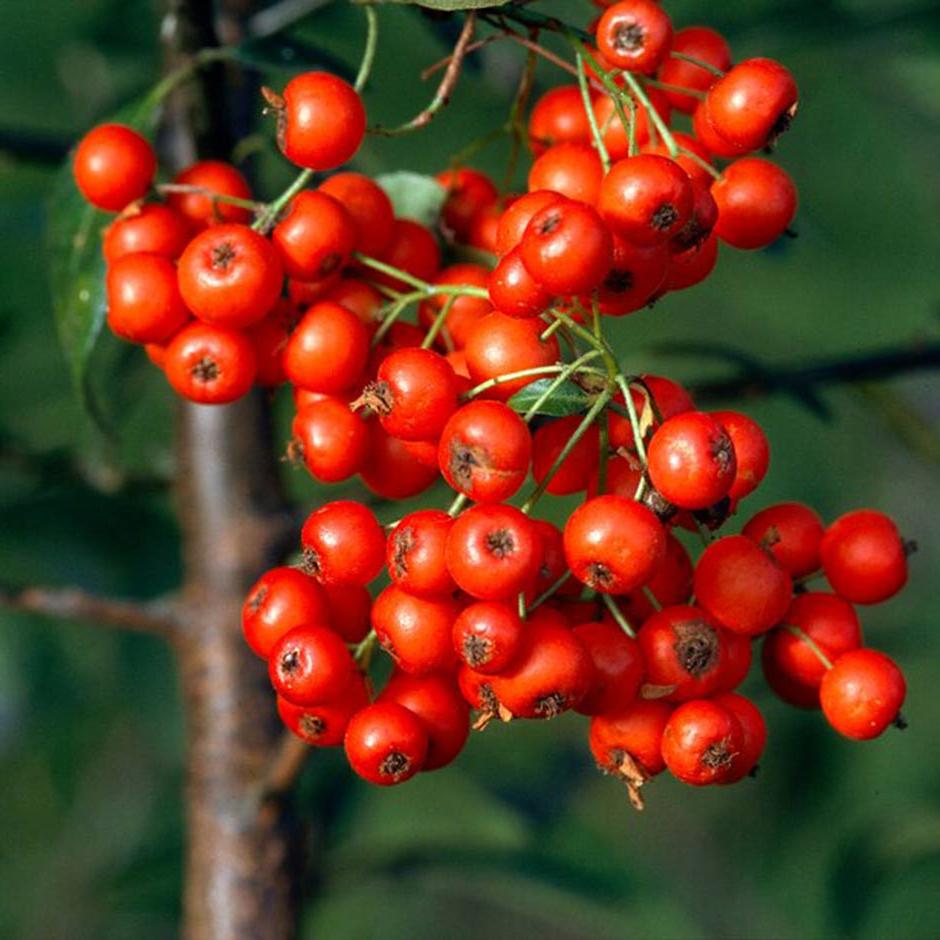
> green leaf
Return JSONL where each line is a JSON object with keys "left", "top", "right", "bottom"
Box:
{"left": 375, "top": 171, "right": 446, "bottom": 227}
{"left": 508, "top": 378, "right": 592, "bottom": 418}
{"left": 46, "top": 97, "right": 162, "bottom": 422}
{"left": 365, "top": 0, "right": 512, "bottom": 10}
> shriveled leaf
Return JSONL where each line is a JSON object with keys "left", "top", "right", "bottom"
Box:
{"left": 507, "top": 378, "right": 591, "bottom": 418}
{"left": 229, "top": 35, "right": 353, "bottom": 80}
{"left": 375, "top": 171, "right": 446, "bottom": 227}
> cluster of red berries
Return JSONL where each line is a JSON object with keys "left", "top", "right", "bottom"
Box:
{"left": 71, "top": 1, "right": 912, "bottom": 805}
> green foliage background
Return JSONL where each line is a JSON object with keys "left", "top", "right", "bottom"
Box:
{"left": 1, "top": 1, "right": 938, "bottom": 937}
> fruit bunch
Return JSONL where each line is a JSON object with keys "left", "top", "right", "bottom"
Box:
{"left": 71, "top": 1, "right": 912, "bottom": 807}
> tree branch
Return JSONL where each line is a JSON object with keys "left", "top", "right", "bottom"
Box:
{"left": 1, "top": 584, "right": 178, "bottom": 636}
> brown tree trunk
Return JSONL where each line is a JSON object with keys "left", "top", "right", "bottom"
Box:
{"left": 158, "top": 3, "right": 305, "bottom": 937}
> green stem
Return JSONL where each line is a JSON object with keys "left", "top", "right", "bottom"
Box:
{"left": 136, "top": 47, "right": 232, "bottom": 119}
{"left": 677, "top": 145, "right": 721, "bottom": 181}
{"left": 372, "top": 290, "right": 424, "bottom": 347}
{"left": 642, "top": 587, "right": 662, "bottom": 613}
{"left": 615, "top": 374, "right": 649, "bottom": 465}
{"left": 421, "top": 294, "right": 457, "bottom": 350}
{"left": 155, "top": 183, "right": 263, "bottom": 212}
{"left": 601, "top": 593, "right": 636, "bottom": 639}
{"left": 621, "top": 71, "right": 678, "bottom": 157}
{"left": 670, "top": 51, "right": 725, "bottom": 78}
{"left": 252, "top": 168, "right": 314, "bottom": 233}
{"left": 522, "top": 351, "right": 603, "bottom": 422}
{"left": 549, "top": 308, "right": 619, "bottom": 382}
{"left": 517, "top": 591, "right": 527, "bottom": 621}
{"left": 465, "top": 365, "right": 566, "bottom": 399}
{"left": 353, "top": 630, "right": 378, "bottom": 669}
{"left": 354, "top": 5, "right": 379, "bottom": 92}
{"left": 521, "top": 389, "right": 612, "bottom": 513}
{"left": 576, "top": 51, "right": 610, "bottom": 172}
{"left": 447, "top": 492, "right": 469, "bottom": 517}
{"left": 783, "top": 624, "right": 833, "bottom": 670}
{"left": 645, "top": 78, "right": 707, "bottom": 99}
{"left": 529, "top": 570, "right": 573, "bottom": 610}
{"left": 576, "top": 42, "right": 638, "bottom": 158}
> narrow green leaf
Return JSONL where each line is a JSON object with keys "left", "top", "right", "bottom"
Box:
{"left": 507, "top": 379, "right": 591, "bottom": 418}
{"left": 375, "top": 171, "right": 446, "bottom": 227}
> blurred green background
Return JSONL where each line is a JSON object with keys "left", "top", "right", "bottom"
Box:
{"left": 1, "top": 0, "right": 939, "bottom": 937}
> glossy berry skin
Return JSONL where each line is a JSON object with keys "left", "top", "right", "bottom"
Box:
{"left": 272, "top": 190, "right": 355, "bottom": 282}
{"left": 765, "top": 592, "right": 862, "bottom": 689}
{"left": 371, "top": 585, "right": 459, "bottom": 676}
{"left": 320, "top": 172, "right": 395, "bottom": 257}
{"left": 325, "top": 277, "right": 384, "bottom": 331}
{"left": 703, "top": 58, "right": 798, "bottom": 153}
{"left": 452, "top": 601, "right": 524, "bottom": 675}
{"left": 438, "top": 401, "right": 531, "bottom": 503}
{"left": 593, "top": 88, "right": 672, "bottom": 160}
{"left": 694, "top": 535, "right": 793, "bottom": 636}
{"left": 599, "top": 155, "right": 695, "bottom": 247}
{"left": 608, "top": 374, "right": 695, "bottom": 452}
{"left": 713, "top": 693, "right": 767, "bottom": 782}
{"left": 712, "top": 158, "right": 797, "bottom": 250}
{"left": 344, "top": 702, "right": 429, "bottom": 786}
{"left": 359, "top": 423, "right": 439, "bottom": 501}
{"left": 714, "top": 629, "right": 754, "bottom": 695}
{"left": 386, "top": 510, "right": 456, "bottom": 599}
{"left": 489, "top": 618, "right": 594, "bottom": 719}
{"left": 657, "top": 26, "right": 732, "bottom": 113}
{"left": 528, "top": 142, "right": 604, "bottom": 205}
{"left": 564, "top": 495, "right": 666, "bottom": 595}
{"left": 103, "top": 204, "right": 190, "bottom": 264}
{"left": 531, "top": 417, "right": 600, "bottom": 496}
{"left": 712, "top": 410, "right": 770, "bottom": 503}
{"left": 418, "top": 264, "right": 492, "bottom": 348}
{"left": 621, "top": 530, "right": 693, "bottom": 622}
{"left": 666, "top": 232, "right": 719, "bottom": 292}
{"left": 647, "top": 411, "right": 737, "bottom": 510}
{"left": 242, "top": 566, "right": 331, "bottom": 659}
{"left": 820, "top": 510, "right": 908, "bottom": 605}
{"left": 595, "top": 0, "right": 674, "bottom": 75}
{"left": 590, "top": 699, "right": 673, "bottom": 777}
{"left": 277, "top": 676, "right": 369, "bottom": 747}
{"left": 167, "top": 160, "right": 253, "bottom": 228}
{"left": 464, "top": 312, "right": 560, "bottom": 402}
{"left": 106, "top": 252, "right": 189, "bottom": 344}
{"left": 436, "top": 167, "right": 499, "bottom": 240}
{"left": 495, "top": 191, "right": 564, "bottom": 256}
{"left": 291, "top": 398, "right": 369, "bottom": 483}
{"left": 177, "top": 224, "right": 283, "bottom": 328}
{"left": 573, "top": 621, "right": 644, "bottom": 716}
{"left": 527, "top": 85, "right": 592, "bottom": 155}
{"left": 323, "top": 584, "right": 372, "bottom": 644}
{"left": 761, "top": 641, "right": 821, "bottom": 710}
{"left": 642, "top": 132, "right": 716, "bottom": 189}
{"left": 281, "top": 72, "right": 366, "bottom": 170}
{"left": 379, "top": 673, "right": 470, "bottom": 771}
{"left": 284, "top": 301, "right": 370, "bottom": 394}
{"left": 445, "top": 504, "right": 541, "bottom": 601}
{"left": 372, "top": 219, "right": 441, "bottom": 292}
{"left": 268, "top": 624, "right": 357, "bottom": 707}
{"left": 165, "top": 323, "right": 257, "bottom": 404}
{"left": 488, "top": 247, "right": 553, "bottom": 320}
{"left": 591, "top": 237, "right": 668, "bottom": 317}
{"left": 820, "top": 649, "right": 906, "bottom": 740}
{"left": 520, "top": 201, "right": 613, "bottom": 296}
{"left": 661, "top": 698, "right": 745, "bottom": 786}
{"left": 530, "top": 520, "right": 582, "bottom": 603}
{"left": 73, "top": 123, "right": 156, "bottom": 211}
{"left": 742, "top": 502, "right": 824, "bottom": 578}
{"left": 365, "top": 348, "right": 458, "bottom": 442}
{"left": 301, "top": 500, "right": 385, "bottom": 587}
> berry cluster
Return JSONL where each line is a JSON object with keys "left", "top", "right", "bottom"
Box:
{"left": 72, "top": 1, "right": 912, "bottom": 806}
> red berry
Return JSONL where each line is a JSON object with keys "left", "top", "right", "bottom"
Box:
{"left": 379, "top": 673, "right": 470, "bottom": 771}
{"left": 371, "top": 219, "right": 441, "bottom": 291}
{"left": 284, "top": 301, "right": 370, "bottom": 394}
{"left": 281, "top": 72, "right": 366, "bottom": 170}
{"left": 277, "top": 676, "right": 370, "bottom": 747}
{"left": 714, "top": 629, "right": 754, "bottom": 694}
{"left": 344, "top": 702, "right": 428, "bottom": 786}
{"left": 164, "top": 322, "right": 257, "bottom": 404}
{"left": 713, "top": 692, "right": 767, "bottom": 782}
{"left": 269, "top": 624, "right": 357, "bottom": 706}
{"left": 73, "top": 123, "right": 156, "bottom": 212}
{"left": 488, "top": 247, "right": 553, "bottom": 320}
{"left": 573, "top": 621, "right": 644, "bottom": 716}
{"left": 495, "top": 190, "right": 564, "bottom": 256}
{"left": 591, "top": 236, "right": 668, "bottom": 317}
{"left": 106, "top": 252, "right": 189, "bottom": 344}
{"left": 712, "top": 158, "right": 797, "bottom": 250}
{"left": 712, "top": 410, "right": 770, "bottom": 503}
{"left": 167, "top": 160, "right": 253, "bottom": 229}
{"left": 527, "top": 85, "right": 592, "bottom": 155}
{"left": 621, "top": 530, "right": 693, "bottom": 623}
{"left": 445, "top": 504, "right": 541, "bottom": 601}
{"left": 595, "top": 0, "right": 674, "bottom": 75}
{"left": 322, "top": 584, "right": 372, "bottom": 644}
{"left": 242, "top": 566, "right": 331, "bottom": 659}
{"left": 590, "top": 699, "right": 673, "bottom": 779}
{"left": 742, "top": 502, "right": 824, "bottom": 578}
{"left": 665, "top": 232, "right": 719, "bottom": 292}
{"left": 646, "top": 411, "right": 737, "bottom": 510}
{"left": 272, "top": 190, "right": 355, "bottom": 282}
{"left": 319, "top": 172, "right": 395, "bottom": 257}
{"left": 436, "top": 167, "right": 499, "bottom": 240}
{"left": 531, "top": 417, "right": 600, "bottom": 496}
{"left": 359, "top": 422, "right": 440, "bottom": 500}
{"left": 301, "top": 500, "right": 385, "bottom": 587}
{"left": 693, "top": 535, "right": 793, "bottom": 636}
{"left": 657, "top": 26, "right": 732, "bottom": 113}
{"left": 103, "top": 204, "right": 190, "bottom": 263}
{"left": 592, "top": 88, "right": 672, "bottom": 159}
{"left": 599, "top": 155, "right": 694, "bottom": 246}
{"left": 608, "top": 374, "right": 695, "bottom": 452}
{"left": 820, "top": 649, "right": 906, "bottom": 740}
{"left": 291, "top": 398, "right": 369, "bottom": 483}
{"left": 820, "top": 509, "right": 909, "bottom": 605}
{"left": 661, "top": 698, "right": 745, "bottom": 786}
{"left": 418, "top": 264, "right": 493, "bottom": 348}
{"left": 386, "top": 510, "right": 456, "bottom": 599}
{"left": 452, "top": 601, "right": 525, "bottom": 674}
{"left": 564, "top": 495, "right": 666, "bottom": 594}
{"left": 371, "top": 585, "right": 459, "bottom": 675}
{"left": 177, "top": 223, "right": 283, "bottom": 328}
{"left": 528, "top": 142, "right": 604, "bottom": 205}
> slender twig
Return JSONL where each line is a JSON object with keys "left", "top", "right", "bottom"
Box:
{"left": 601, "top": 593, "right": 636, "bottom": 639}
{"left": 421, "top": 35, "right": 498, "bottom": 80}
{"left": 669, "top": 50, "right": 725, "bottom": 77}
{"left": 1, "top": 584, "right": 178, "bottom": 636}
{"left": 370, "top": 13, "right": 477, "bottom": 136}
{"left": 354, "top": 5, "right": 379, "bottom": 92}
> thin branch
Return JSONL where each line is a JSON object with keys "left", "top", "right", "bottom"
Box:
{"left": 1, "top": 584, "right": 178, "bottom": 636}
{"left": 420, "top": 35, "right": 498, "bottom": 80}
{"left": 369, "top": 13, "right": 477, "bottom": 136}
